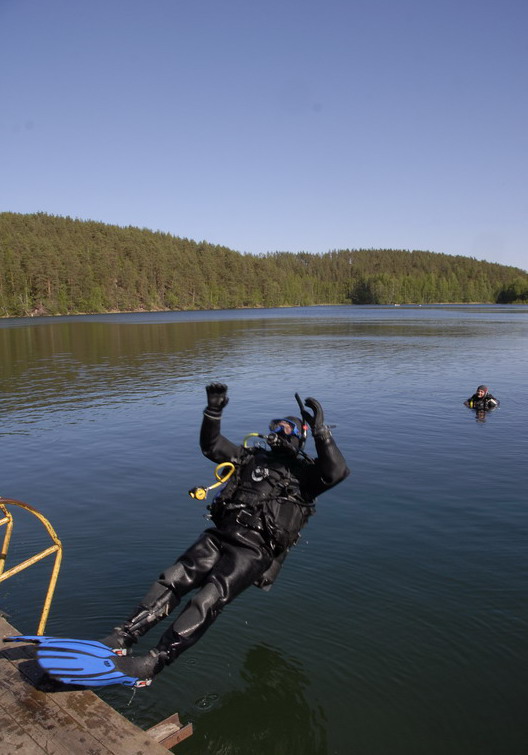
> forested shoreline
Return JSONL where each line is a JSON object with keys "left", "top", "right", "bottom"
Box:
{"left": 1, "top": 212, "right": 527, "bottom": 317}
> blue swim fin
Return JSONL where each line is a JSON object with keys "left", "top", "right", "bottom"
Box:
{"left": 4, "top": 635, "right": 153, "bottom": 688}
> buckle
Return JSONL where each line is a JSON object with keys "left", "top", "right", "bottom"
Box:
{"left": 236, "top": 508, "right": 263, "bottom": 531}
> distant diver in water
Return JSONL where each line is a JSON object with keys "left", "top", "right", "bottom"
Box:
{"left": 7, "top": 383, "right": 349, "bottom": 688}
{"left": 464, "top": 384, "right": 500, "bottom": 411}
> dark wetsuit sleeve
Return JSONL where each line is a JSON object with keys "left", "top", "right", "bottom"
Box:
{"left": 200, "top": 410, "right": 239, "bottom": 463}
{"left": 304, "top": 432, "right": 350, "bottom": 498}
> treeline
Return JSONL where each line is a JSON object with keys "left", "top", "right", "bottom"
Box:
{"left": 1, "top": 212, "right": 527, "bottom": 316}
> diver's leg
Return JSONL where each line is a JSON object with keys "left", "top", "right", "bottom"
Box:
{"left": 144, "top": 529, "right": 273, "bottom": 672}
{"left": 113, "top": 581, "right": 228, "bottom": 681}
{"left": 102, "top": 530, "right": 223, "bottom": 653}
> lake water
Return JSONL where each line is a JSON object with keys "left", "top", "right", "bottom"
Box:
{"left": 1, "top": 305, "right": 527, "bottom": 755}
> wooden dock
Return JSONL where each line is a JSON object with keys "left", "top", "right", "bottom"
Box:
{"left": 0, "top": 614, "right": 192, "bottom": 753}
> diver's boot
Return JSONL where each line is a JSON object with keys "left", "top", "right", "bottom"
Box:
{"left": 100, "top": 602, "right": 165, "bottom": 655}
{"left": 112, "top": 627, "right": 186, "bottom": 684}
{"left": 101, "top": 586, "right": 180, "bottom": 656}
{"left": 154, "top": 625, "right": 187, "bottom": 667}
{"left": 112, "top": 648, "right": 167, "bottom": 685}
{"left": 100, "top": 623, "right": 139, "bottom": 656}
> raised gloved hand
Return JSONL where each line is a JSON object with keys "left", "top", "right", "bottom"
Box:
{"left": 303, "top": 396, "right": 333, "bottom": 442}
{"left": 205, "top": 383, "right": 229, "bottom": 415}
{"left": 303, "top": 397, "right": 324, "bottom": 434}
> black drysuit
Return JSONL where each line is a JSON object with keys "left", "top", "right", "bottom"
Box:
{"left": 464, "top": 392, "right": 500, "bottom": 410}
{"left": 119, "top": 408, "right": 349, "bottom": 665}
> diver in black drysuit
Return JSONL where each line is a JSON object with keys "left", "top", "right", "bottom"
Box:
{"left": 102, "top": 383, "right": 349, "bottom": 683}
{"left": 464, "top": 384, "right": 500, "bottom": 410}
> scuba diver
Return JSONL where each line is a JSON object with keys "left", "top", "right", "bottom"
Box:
{"left": 7, "top": 383, "right": 349, "bottom": 688}
{"left": 464, "top": 385, "right": 500, "bottom": 411}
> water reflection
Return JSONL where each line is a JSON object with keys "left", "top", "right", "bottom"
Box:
{"left": 1, "top": 310, "right": 518, "bottom": 422}
{"left": 2, "top": 306, "right": 528, "bottom": 755}
{"left": 465, "top": 407, "right": 499, "bottom": 424}
{"left": 185, "top": 644, "right": 327, "bottom": 755}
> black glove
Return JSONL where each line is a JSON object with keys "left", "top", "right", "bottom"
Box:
{"left": 303, "top": 397, "right": 332, "bottom": 441}
{"left": 303, "top": 397, "right": 324, "bottom": 433}
{"left": 205, "top": 383, "right": 229, "bottom": 416}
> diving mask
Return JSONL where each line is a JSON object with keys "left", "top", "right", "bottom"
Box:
{"left": 267, "top": 416, "right": 306, "bottom": 453}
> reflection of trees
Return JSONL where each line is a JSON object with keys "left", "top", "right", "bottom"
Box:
{"left": 0, "top": 318, "right": 271, "bottom": 416}
{"left": 187, "top": 644, "right": 328, "bottom": 755}
{"left": 0, "top": 316, "right": 428, "bottom": 417}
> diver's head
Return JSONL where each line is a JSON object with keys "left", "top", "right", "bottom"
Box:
{"left": 476, "top": 385, "right": 488, "bottom": 397}
{"left": 267, "top": 416, "right": 307, "bottom": 456}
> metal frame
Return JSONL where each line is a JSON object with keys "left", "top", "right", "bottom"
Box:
{"left": 0, "top": 497, "right": 63, "bottom": 635}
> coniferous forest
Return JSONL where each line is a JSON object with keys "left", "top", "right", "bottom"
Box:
{"left": 1, "top": 212, "right": 527, "bottom": 317}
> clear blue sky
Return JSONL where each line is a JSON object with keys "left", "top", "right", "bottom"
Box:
{"left": 2, "top": 0, "right": 527, "bottom": 271}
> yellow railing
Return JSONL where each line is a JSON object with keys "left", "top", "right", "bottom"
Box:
{"left": 0, "top": 497, "right": 63, "bottom": 635}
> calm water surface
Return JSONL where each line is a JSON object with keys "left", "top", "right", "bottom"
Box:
{"left": 1, "top": 305, "right": 527, "bottom": 754}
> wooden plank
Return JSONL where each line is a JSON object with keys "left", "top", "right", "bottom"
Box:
{"left": 147, "top": 712, "right": 194, "bottom": 749}
{"left": 0, "top": 700, "right": 48, "bottom": 755}
{"left": 0, "top": 615, "right": 189, "bottom": 754}
{"left": 0, "top": 644, "right": 121, "bottom": 755}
